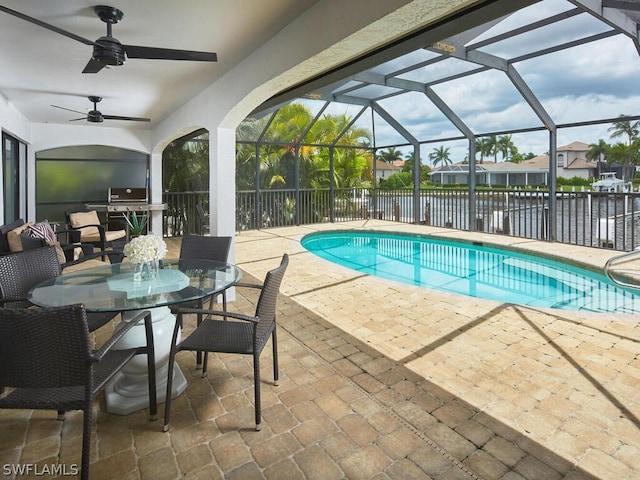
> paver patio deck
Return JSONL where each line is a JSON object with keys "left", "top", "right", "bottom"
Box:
{"left": 1, "top": 220, "right": 638, "bottom": 479}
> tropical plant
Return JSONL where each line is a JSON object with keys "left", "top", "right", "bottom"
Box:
{"left": 379, "top": 172, "right": 413, "bottom": 189}
{"left": 235, "top": 102, "right": 373, "bottom": 224}
{"left": 236, "top": 117, "right": 269, "bottom": 190}
{"left": 253, "top": 103, "right": 372, "bottom": 191}
{"left": 163, "top": 129, "right": 209, "bottom": 192}
{"left": 122, "top": 211, "right": 148, "bottom": 236}
{"left": 401, "top": 155, "right": 431, "bottom": 182}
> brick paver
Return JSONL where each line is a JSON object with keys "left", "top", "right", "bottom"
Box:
{"left": 1, "top": 222, "right": 639, "bottom": 479}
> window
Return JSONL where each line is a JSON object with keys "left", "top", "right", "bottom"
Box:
{"left": 2, "top": 132, "right": 27, "bottom": 223}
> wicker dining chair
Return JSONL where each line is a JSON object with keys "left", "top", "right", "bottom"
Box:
{"left": 170, "top": 234, "right": 233, "bottom": 367}
{"left": 0, "top": 305, "right": 157, "bottom": 480}
{"left": 195, "top": 203, "right": 210, "bottom": 235}
{"left": 176, "top": 234, "right": 232, "bottom": 297}
{"left": 0, "top": 246, "right": 118, "bottom": 332}
{"left": 164, "top": 254, "right": 288, "bottom": 432}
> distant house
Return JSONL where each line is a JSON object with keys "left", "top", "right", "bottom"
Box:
{"left": 430, "top": 140, "right": 598, "bottom": 186}
{"left": 522, "top": 141, "right": 598, "bottom": 180}
{"left": 429, "top": 161, "right": 547, "bottom": 186}
{"left": 374, "top": 159, "right": 403, "bottom": 184}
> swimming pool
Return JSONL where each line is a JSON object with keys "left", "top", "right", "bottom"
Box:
{"left": 301, "top": 230, "right": 640, "bottom": 313}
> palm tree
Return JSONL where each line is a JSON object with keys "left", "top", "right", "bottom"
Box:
{"left": 497, "top": 135, "right": 517, "bottom": 161}
{"left": 308, "top": 114, "right": 372, "bottom": 189}
{"left": 586, "top": 139, "right": 609, "bottom": 163}
{"left": 608, "top": 115, "right": 639, "bottom": 179}
{"left": 268, "top": 103, "right": 314, "bottom": 144}
{"left": 429, "top": 146, "right": 451, "bottom": 167}
{"left": 608, "top": 115, "right": 639, "bottom": 146}
{"left": 404, "top": 150, "right": 415, "bottom": 163}
{"left": 238, "top": 102, "right": 373, "bottom": 192}
{"left": 475, "top": 137, "right": 491, "bottom": 163}
{"left": 378, "top": 147, "right": 403, "bottom": 163}
{"left": 163, "top": 129, "right": 209, "bottom": 192}
{"left": 486, "top": 135, "right": 500, "bottom": 162}
{"left": 607, "top": 143, "right": 631, "bottom": 168}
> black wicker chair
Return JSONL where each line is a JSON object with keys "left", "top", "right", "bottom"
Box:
{"left": 170, "top": 234, "right": 233, "bottom": 367}
{"left": 0, "top": 305, "right": 157, "bottom": 480}
{"left": 195, "top": 203, "right": 210, "bottom": 235}
{"left": 164, "top": 254, "right": 288, "bottom": 432}
{"left": 0, "top": 218, "right": 122, "bottom": 267}
{"left": 65, "top": 209, "right": 126, "bottom": 261}
{"left": 0, "top": 246, "right": 119, "bottom": 332}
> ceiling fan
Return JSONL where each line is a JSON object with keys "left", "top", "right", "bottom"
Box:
{"left": 52, "top": 96, "right": 151, "bottom": 123}
{"left": 0, "top": 4, "right": 218, "bottom": 73}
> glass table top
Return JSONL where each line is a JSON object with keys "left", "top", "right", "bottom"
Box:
{"left": 28, "top": 259, "right": 243, "bottom": 312}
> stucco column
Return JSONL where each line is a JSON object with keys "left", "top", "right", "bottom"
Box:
{"left": 150, "top": 151, "right": 163, "bottom": 237}
{"left": 208, "top": 127, "right": 236, "bottom": 238}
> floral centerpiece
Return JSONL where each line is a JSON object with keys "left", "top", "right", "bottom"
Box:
{"left": 123, "top": 234, "right": 167, "bottom": 281}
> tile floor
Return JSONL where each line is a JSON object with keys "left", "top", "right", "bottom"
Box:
{"left": 1, "top": 221, "right": 639, "bottom": 479}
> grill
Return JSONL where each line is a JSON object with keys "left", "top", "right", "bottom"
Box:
{"left": 85, "top": 187, "right": 168, "bottom": 233}
{"left": 86, "top": 188, "right": 168, "bottom": 213}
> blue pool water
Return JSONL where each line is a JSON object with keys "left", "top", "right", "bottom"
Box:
{"left": 301, "top": 230, "right": 640, "bottom": 313}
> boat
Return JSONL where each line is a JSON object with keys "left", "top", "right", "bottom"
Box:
{"left": 591, "top": 172, "right": 627, "bottom": 193}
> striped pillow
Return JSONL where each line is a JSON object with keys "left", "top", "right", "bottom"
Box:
{"left": 27, "top": 221, "right": 56, "bottom": 242}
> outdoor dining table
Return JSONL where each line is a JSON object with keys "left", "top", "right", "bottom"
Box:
{"left": 28, "top": 258, "right": 243, "bottom": 415}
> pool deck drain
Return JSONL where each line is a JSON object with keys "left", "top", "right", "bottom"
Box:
{"left": 236, "top": 220, "right": 640, "bottom": 480}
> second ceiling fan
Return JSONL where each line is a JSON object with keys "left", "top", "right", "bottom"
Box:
{"left": 52, "top": 96, "right": 150, "bottom": 123}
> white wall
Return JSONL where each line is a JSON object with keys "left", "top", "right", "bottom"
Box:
{"left": 0, "top": 94, "right": 31, "bottom": 141}
{"left": 0, "top": 93, "right": 32, "bottom": 223}
{"left": 31, "top": 123, "right": 151, "bottom": 153}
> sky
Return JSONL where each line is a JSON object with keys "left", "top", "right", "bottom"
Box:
{"left": 298, "top": 0, "right": 640, "bottom": 166}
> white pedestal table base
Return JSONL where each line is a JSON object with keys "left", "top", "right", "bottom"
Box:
{"left": 105, "top": 306, "right": 186, "bottom": 415}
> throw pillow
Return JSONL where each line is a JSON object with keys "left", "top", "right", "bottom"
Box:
{"left": 46, "top": 241, "right": 68, "bottom": 264}
{"left": 27, "top": 221, "right": 56, "bottom": 242}
{"left": 6, "top": 222, "right": 33, "bottom": 252}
